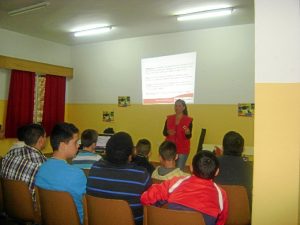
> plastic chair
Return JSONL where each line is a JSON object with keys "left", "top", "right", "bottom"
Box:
{"left": 0, "top": 178, "right": 3, "bottom": 215}
{"left": 220, "top": 185, "right": 251, "bottom": 225}
{"left": 2, "top": 179, "right": 41, "bottom": 224}
{"left": 0, "top": 158, "right": 3, "bottom": 214}
{"left": 143, "top": 205, "right": 205, "bottom": 225}
{"left": 37, "top": 187, "right": 81, "bottom": 225}
{"left": 197, "top": 128, "right": 206, "bottom": 153}
{"left": 82, "top": 195, "right": 88, "bottom": 225}
{"left": 85, "top": 194, "right": 135, "bottom": 225}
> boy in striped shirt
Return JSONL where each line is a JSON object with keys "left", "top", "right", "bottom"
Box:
{"left": 87, "top": 132, "right": 151, "bottom": 225}
{"left": 72, "top": 129, "right": 101, "bottom": 169}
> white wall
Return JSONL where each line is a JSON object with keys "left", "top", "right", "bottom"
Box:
{"left": 0, "top": 25, "right": 254, "bottom": 104}
{"left": 255, "top": 0, "right": 300, "bottom": 83}
{"left": 0, "top": 28, "right": 72, "bottom": 67}
{"left": 0, "top": 28, "right": 72, "bottom": 101}
{"left": 69, "top": 24, "right": 254, "bottom": 104}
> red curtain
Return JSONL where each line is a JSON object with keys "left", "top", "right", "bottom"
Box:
{"left": 5, "top": 70, "right": 35, "bottom": 138}
{"left": 42, "top": 75, "right": 66, "bottom": 135}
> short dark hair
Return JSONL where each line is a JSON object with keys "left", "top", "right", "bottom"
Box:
{"left": 50, "top": 123, "right": 79, "bottom": 151}
{"left": 24, "top": 124, "right": 45, "bottom": 146}
{"left": 136, "top": 139, "right": 151, "bottom": 156}
{"left": 103, "top": 127, "right": 115, "bottom": 134}
{"left": 223, "top": 131, "right": 244, "bottom": 156}
{"left": 159, "top": 141, "right": 177, "bottom": 161}
{"left": 81, "top": 129, "right": 98, "bottom": 148}
{"left": 17, "top": 124, "right": 28, "bottom": 141}
{"left": 192, "top": 150, "right": 219, "bottom": 180}
{"left": 106, "top": 132, "right": 133, "bottom": 165}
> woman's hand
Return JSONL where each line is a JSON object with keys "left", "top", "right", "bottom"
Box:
{"left": 167, "top": 129, "right": 176, "bottom": 136}
{"left": 183, "top": 126, "right": 190, "bottom": 135}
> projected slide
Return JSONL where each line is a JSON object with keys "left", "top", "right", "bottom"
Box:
{"left": 142, "top": 52, "right": 196, "bottom": 104}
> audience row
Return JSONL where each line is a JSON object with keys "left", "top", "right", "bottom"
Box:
{"left": 0, "top": 122, "right": 252, "bottom": 225}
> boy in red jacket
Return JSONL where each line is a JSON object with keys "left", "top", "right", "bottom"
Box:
{"left": 141, "top": 150, "right": 228, "bottom": 225}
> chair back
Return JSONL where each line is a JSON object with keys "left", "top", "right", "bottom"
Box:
{"left": 37, "top": 187, "right": 81, "bottom": 225}
{"left": 220, "top": 185, "right": 251, "bottom": 225}
{"left": 197, "top": 128, "right": 206, "bottom": 153}
{"left": 2, "top": 179, "right": 40, "bottom": 223}
{"left": 86, "top": 194, "right": 135, "bottom": 225}
{"left": 143, "top": 205, "right": 205, "bottom": 225}
{"left": 0, "top": 158, "right": 3, "bottom": 213}
{"left": 0, "top": 178, "right": 3, "bottom": 214}
{"left": 82, "top": 195, "right": 88, "bottom": 225}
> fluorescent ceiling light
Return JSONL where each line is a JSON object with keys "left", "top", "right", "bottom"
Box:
{"left": 74, "top": 26, "right": 112, "bottom": 37}
{"left": 177, "top": 7, "right": 234, "bottom": 21}
{"left": 71, "top": 24, "right": 109, "bottom": 33}
{"left": 8, "top": 1, "right": 50, "bottom": 16}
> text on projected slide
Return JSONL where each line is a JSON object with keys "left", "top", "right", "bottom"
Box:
{"left": 141, "top": 52, "right": 196, "bottom": 104}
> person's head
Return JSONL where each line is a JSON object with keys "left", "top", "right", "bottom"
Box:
{"left": 50, "top": 123, "right": 79, "bottom": 158}
{"left": 103, "top": 127, "right": 115, "bottom": 134}
{"left": 159, "top": 141, "right": 177, "bottom": 161}
{"left": 192, "top": 150, "right": 219, "bottom": 180}
{"left": 174, "top": 99, "right": 188, "bottom": 115}
{"left": 17, "top": 124, "right": 28, "bottom": 141}
{"left": 136, "top": 139, "right": 151, "bottom": 157}
{"left": 24, "top": 123, "right": 46, "bottom": 150}
{"left": 223, "top": 131, "right": 244, "bottom": 156}
{"left": 81, "top": 129, "right": 98, "bottom": 150}
{"left": 106, "top": 132, "right": 133, "bottom": 165}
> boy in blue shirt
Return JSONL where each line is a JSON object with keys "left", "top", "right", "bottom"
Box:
{"left": 35, "top": 123, "right": 86, "bottom": 224}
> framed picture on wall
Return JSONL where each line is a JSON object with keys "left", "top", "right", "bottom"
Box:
{"left": 118, "top": 96, "right": 130, "bottom": 107}
{"left": 238, "top": 103, "right": 255, "bottom": 117}
{"left": 103, "top": 111, "right": 114, "bottom": 122}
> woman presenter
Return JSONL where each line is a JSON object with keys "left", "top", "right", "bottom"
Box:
{"left": 163, "top": 99, "right": 193, "bottom": 170}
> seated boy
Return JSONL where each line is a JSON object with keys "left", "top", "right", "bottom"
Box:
{"left": 86, "top": 132, "right": 151, "bottom": 225}
{"left": 35, "top": 123, "right": 86, "bottom": 224}
{"left": 72, "top": 129, "right": 101, "bottom": 169}
{"left": 151, "top": 141, "right": 189, "bottom": 180}
{"left": 8, "top": 124, "right": 27, "bottom": 151}
{"left": 132, "top": 138, "right": 155, "bottom": 174}
{"left": 141, "top": 150, "right": 228, "bottom": 225}
{"left": 1, "top": 123, "right": 47, "bottom": 200}
{"left": 214, "top": 131, "right": 253, "bottom": 205}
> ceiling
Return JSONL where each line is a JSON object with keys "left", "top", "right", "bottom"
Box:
{"left": 0, "top": 0, "right": 254, "bottom": 46}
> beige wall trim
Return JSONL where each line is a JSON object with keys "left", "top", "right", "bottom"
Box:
{"left": 0, "top": 55, "right": 73, "bottom": 77}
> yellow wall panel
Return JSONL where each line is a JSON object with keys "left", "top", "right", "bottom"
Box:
{"left": 0, "top": 100, "right": 7, "bottom": 126}
{"left": 252, "top": 83, "right": 300, "bottom": 225}
{"left": 0, "top": 102, "right": 254, "bottom": 161}
{"left": 65, "top": 103, "right": 254, "bottom": 163}
{"left": 0, "top": 55, "right": 73, "bottom": 77}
